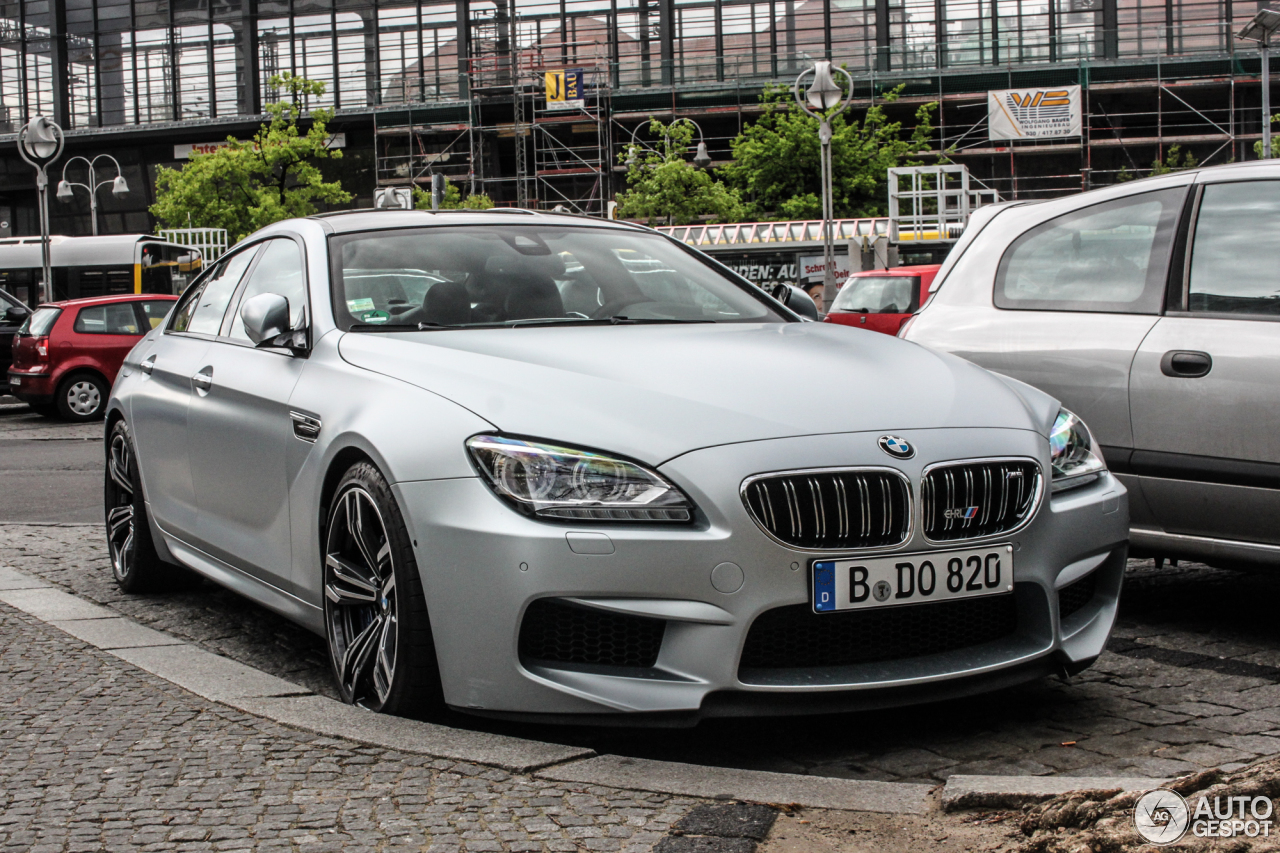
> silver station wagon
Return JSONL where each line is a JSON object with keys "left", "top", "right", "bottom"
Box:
{"left": 106, "top": 210, "right": 1128, "bottom": 721}
{"left": 905, "top": 162, "right": 1280, "bottom": 571}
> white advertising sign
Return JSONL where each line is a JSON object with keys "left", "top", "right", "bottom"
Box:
{"left": 799, "top": 253, "right": 852, "bottom": 286}
{"left": 988, "top": 85, "right": 1082, "bottom": 141}
{"left": 174, "top": 132, "right": 346, "bottom": 159}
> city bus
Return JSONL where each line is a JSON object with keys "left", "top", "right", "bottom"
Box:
{"left": 0, "top": 235, "right": 202, "bottom": 308}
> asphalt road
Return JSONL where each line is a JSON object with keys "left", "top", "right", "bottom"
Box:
{"left": 0, "top": 399, "right": 102, "bottom": 524}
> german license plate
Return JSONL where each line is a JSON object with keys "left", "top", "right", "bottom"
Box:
{"left": 9, "top": 377, "right": 18, "bottom": 387}
{"left": 812, "top": 545, "right": 1013, "bottom": 613}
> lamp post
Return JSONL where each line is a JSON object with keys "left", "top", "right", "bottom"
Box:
{"left": 1238, "top": 9, "right": 1280, "bottom": 160}
{"left": 625, "top": 118, "right": 713, "bottom": 170}
{"left": 16, "top": 117, "right": 66, "bottom": 304}
{"left": 795, "top": 60, "right": 854, "bottom": 310}
{"left": 56, "top": 155, "right": 130, "bottom": 236}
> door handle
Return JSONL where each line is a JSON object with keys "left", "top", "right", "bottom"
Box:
{"left": 1160, "top": 350, "right": 1212, "bottom": 378}
{"left": 140, "top": 354, "right": 156, "bottom": 375}
{"left": 191, "top": 367, "right": 214, "bottom": 392}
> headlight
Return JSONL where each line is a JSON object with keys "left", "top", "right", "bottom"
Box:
{"left": 466, "top": 435, "right": 693, "bottom": 522}
{"left": 1049, "top": 409, "right": 1106, "bottom": 492}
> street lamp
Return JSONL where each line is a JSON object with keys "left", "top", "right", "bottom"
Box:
{"left": 1238, "top": 8, "right": 1280, "bottom": 160}
{"left": 794, "top": 60, "right": 854, "bottom": 310}
{"left": 16, "top": 117, "right": 66, "bottom": 303}
{"left": 56, "top": 154, "right": 130, "bottom": 236}
{"left": 625, "top": 118, "right": 713, "bottom": 170}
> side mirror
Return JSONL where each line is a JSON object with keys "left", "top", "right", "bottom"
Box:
{"left": 776, "top": 284, "right": 820, "bottom": 321}
{"left": 5, "top": 306, "right": 29, "bottom": 324}
{"left": 240, "top": 293, "right": 290, "bottom": 345}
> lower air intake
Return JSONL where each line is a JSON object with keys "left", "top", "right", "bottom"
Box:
{"left": 518, "top": 598, "right": 665, "bottom": 669}
{"left": 1058, "top": 572, "right": 1097, "bottom": 621}
{"left": 739, "top": 595, "right": 1018, "bottom": 675}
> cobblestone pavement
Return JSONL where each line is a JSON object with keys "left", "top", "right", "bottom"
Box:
{"left": 0, "top": 601, "right": 693, "bottom": 852}
{"left": 6, "top": 523, "right": 1280, "bottom": 788}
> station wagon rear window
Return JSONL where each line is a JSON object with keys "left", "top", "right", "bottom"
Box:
{"left": 994, "top": 188, "right": 1183, "bottom": 315}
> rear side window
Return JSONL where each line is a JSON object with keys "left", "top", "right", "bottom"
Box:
{"left": 995, "top": 188, "right": 1183, "bottom": 314}
{"left": 19, "top": 307, "right": 61, "bottom": 337}
{"left": 170, "top": 247, "right": 258, "bottom": 335}
{"left": 74, "top": 303, "right": 143, "bottom": 335}
{"left": 137, "top": 300, "right": 174, "bottom": 329}
{"left": 831, "top": 276, "right": 921, "bottom": 314}
{"left": 1186, "top": 181, "right": 1280, "bottom": 316}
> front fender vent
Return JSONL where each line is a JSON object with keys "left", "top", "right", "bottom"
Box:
{"left": 742, "top": 468, "right": 911, "bottom": 550}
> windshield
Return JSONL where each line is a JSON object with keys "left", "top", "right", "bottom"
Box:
{"left": 830, "top": 276, "right": 921, "bottom": 315}
{"left": 18, "top": 307, "right": 61, "bottom": 337}
{"left": 331, "top": 225, "right": 784, "bottom": 330}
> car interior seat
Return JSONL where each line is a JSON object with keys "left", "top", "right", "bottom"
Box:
{"left": 422, "top": 280, "right": 472, "bottom": 326}
{"left": 505, "top": 275, "right": 565, "bottom": 321}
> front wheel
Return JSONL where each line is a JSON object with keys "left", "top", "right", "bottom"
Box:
{"left": 105, "top": 420, "right": 201, "bottom": 593}
{"left": 323, "top": 462, "right": 444, "bottom": 715}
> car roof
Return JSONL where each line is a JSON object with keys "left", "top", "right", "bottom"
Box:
{"left": 38, "top": 293, "right": 177, "bottom": 310}
{"left": 848, "top": 264, "right": 941, "bottom": 277}
{"left": 306, "top": 208, "right": 652, "bottom": 236}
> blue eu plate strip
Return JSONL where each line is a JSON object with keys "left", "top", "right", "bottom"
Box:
{"left": 812, "top": 561, "right": 836, "bottom": 612}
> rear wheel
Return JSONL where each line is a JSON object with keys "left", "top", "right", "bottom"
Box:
{"left": 57, "top": 372, "right": 108, "bottom": 422}
{"left": 105, "top": 420, "right": 200, "bottom": 593}
{"left": 323, "top": 462, "right": 443, "bottom": 715}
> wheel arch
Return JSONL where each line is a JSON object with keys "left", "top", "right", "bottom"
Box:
{"left": 318, "top": 444, "right": 378, "bottom": 543}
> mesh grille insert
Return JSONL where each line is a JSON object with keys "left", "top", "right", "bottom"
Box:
{"left": 518, "top": 599, "right": 665, "bottom": 669}
{"left": 922, "top": 460, "right": 1042, "bottom": 542}
{"left": 743, "top": 469, "right": 911, "bottom": 550}
{"left": 739, "top": 594, "right": 1018, "bottom": 673}
{"left": 1058, "top": 572, "right": 1098, "bottom": 621}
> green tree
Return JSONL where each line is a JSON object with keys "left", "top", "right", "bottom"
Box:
{"left": 1253, "top": 114, "right": 1280, "bottom": 159}
{"left": 151, "top": 73, "right": 352, "bottom": 241}
{"left": 615, "top": 119, "right": 744, "bottom": 226}
{"left": 411, "top": 179, "right": 495, "bottom": 210}
{"left": 720, "top": 84, "right": 939, "bottom": 221}
{"left": 1149, "top": 144, "right": 1199, "bottom": 175}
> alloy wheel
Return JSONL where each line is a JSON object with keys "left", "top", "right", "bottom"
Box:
{"left": 66, "top": 380, "right": 102, "bottom": 417}
{"left": 324, "top": 487, "right": 399, "bottom": 707}
{"left": 106, "top": 430, "right": 137, "bottom": 582}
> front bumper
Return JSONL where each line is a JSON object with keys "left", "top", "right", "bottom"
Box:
{"left": 395, "top": 427, "right": 1128, "bottom": 720}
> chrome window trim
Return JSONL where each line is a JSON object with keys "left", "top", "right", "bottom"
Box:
{"left": 919, "top": 456, "right": 1045, "bottom": 546}
{"left": 739, "top": 466, "right": 914, "bottom": 554}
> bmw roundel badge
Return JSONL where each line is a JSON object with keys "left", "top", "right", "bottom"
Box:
{"left": 878, "top": 435, "right": 915, "bottom": 459}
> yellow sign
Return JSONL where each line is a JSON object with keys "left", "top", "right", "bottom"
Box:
{"left": 546, "top": 71, "right": 565, "bottom": 102}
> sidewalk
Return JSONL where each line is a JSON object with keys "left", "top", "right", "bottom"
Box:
{"left": 0, "top": 601, "right": 690, "bottom": 852}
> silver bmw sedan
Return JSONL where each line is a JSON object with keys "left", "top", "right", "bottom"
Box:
{"left": 105, "top": 210, "right": 1128, "bottom": 722}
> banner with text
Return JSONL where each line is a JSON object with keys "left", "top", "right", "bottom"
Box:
{"left": 988, "top": 86, "right": 1081, "bottom": 140}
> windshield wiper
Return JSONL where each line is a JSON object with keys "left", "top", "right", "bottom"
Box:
{"left": 348, "top": 322, "right": 464, "bottom": 332}
{"left": 503, "top": 316, "right": 714, "bottom": 328}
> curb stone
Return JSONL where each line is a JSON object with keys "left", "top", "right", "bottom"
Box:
{"left": 0, "top": 560, "right": 1177, "bottom": 815}
{"left": 939, "top": 774, "right": 1171, "bottom": 812}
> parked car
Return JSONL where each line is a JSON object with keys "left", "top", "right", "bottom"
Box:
{"left": 9, "top": 294, "right": 177, "bottom": 421}
{"left": 903, "top": 161, "right": 1280, "bottom": 570}
{"left": 825, "top": 264, "right": 941, "bottom": 335}
{"left": 0, "top": 288, "right": 31, "bottom": 393}
{"left": 108, "top": 210, "right": 1127, "bottom": 722}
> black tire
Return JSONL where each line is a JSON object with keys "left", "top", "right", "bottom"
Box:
{"left": 105, "top": 420, "right": 201, "bottom": 593}
{"left": 57, "top": 372, "right": 109, "bottom": 422}
{"left": 323, "top": 462, "right": 444, "bottom": 716}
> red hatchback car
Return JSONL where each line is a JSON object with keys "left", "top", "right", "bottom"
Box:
{"left": 824, "top": 264, "right": 941, "bottom": 336}
{"left": 8, "top": 294, "right": 177, "bottom": 421}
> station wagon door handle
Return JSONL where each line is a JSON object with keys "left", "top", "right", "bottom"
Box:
{"left": 192, "top": 367, "right": 214, "bottom": 392}
{"left": 140, "top": 355, "right": 156, "bottom": 375}
{"left": 1159, "top": 350, "right": 1212, "bottom": 378}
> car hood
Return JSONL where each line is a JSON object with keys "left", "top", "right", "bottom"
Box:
{"left": 337, "top": 322, "right": 1053, "bottom": 464}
